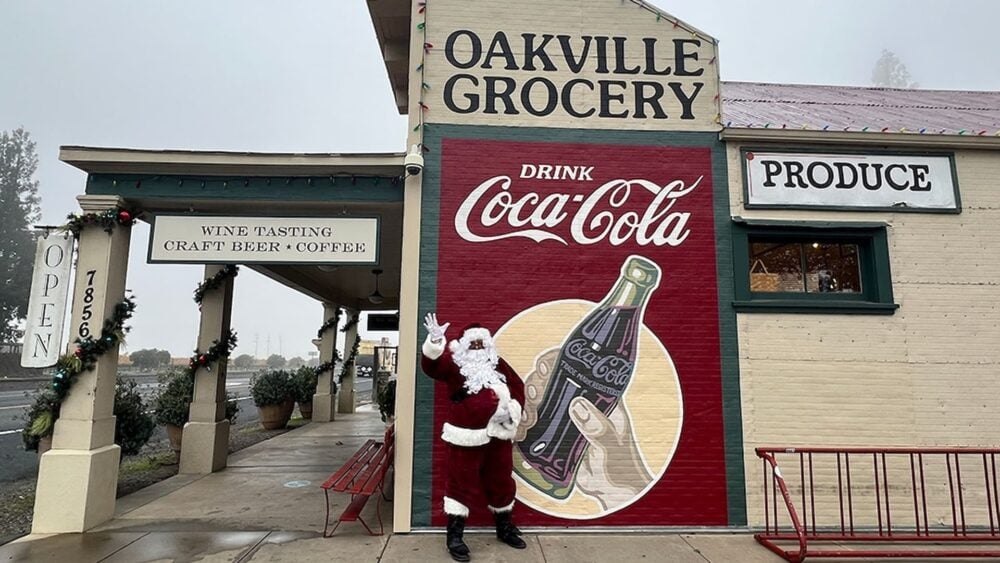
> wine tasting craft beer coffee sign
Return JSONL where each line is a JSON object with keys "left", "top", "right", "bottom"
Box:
{"left": 148, "top": 215, "right": 379, "bottom": 264}
{"left": 433, "top": 138, "right": 728, "bottom": 525}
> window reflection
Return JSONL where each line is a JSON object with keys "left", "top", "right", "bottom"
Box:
{"left": 749, "top": 238, "right": 862, "bottom": 294}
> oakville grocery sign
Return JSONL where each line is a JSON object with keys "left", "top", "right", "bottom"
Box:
{"left": 148, "top": 215, "right": 379, "bottom": 264}
{"left": 743, "top": 150, "right": 960, "bottom": 212}
{"left": 441, "top": 30, "right": 711, "bottom": 121}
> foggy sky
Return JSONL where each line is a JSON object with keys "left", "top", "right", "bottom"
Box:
{"left": 2, "top": 0, "right": 997, "bottom": 359}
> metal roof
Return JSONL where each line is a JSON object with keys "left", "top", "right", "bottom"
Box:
{"left": 721, "top": 81, "right": 1000, "bottom": 136}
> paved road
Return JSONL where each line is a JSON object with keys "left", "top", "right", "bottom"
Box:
{"left": 0, "top": 373, "right": 374, "bottom": 484}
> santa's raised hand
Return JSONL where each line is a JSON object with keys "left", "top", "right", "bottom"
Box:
{"left": 423, "top": 312, "right": 450, "bottom": 343}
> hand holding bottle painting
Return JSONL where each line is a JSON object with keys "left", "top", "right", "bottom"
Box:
{"left": 517, "top": 348, "right": 654, "bottom": 510}
{"left": 513, "top": 256, "right": 661, "bottom": 511}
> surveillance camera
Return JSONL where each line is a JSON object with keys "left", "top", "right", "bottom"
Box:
{"left": 404, "top": 151, "right": 424, "bottom": 176}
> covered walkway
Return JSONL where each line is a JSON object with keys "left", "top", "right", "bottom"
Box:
{"left": 4, "top": 406, "right": 983, "bottom": 561}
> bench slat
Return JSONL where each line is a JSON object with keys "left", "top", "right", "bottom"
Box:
{"left": 350, "top": 444, "right": 392, "bottom": 495}
{"left": 357, "top": 443, "right": 394, "bottom": 496}
{"left": 321, "top": 440, "right": 378, "bottom": 490}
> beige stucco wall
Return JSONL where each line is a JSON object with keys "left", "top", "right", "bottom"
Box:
{"left": 729, "top": 142, "right": 1000, "bottom": 528}
{"left": 422, "top": 0, "right": 721, "bottom": 131}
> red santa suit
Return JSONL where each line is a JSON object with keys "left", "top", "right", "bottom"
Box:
{"left": 422, "top": 325, "right": 525, "bottom": 517}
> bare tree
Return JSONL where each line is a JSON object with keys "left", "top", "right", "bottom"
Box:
{"left": 872, "top": 49, "right": 919, "bottom": 89}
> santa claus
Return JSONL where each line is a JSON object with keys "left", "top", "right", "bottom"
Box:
{"left": 422, "top": 313, "right": 527, "bottom": 562}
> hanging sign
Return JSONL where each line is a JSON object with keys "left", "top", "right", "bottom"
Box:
{"left": 21, "top": 232, "right": 75, "bottom": 367}
{"left": 744, "top": 150, "right": 960, "bottom": 212}
{"left": 148, "top": 215, "right": 380, "bottom": 264}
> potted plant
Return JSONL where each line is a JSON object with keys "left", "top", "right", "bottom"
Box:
{"left": 153, "top": 369, "right": 240, "bottom": 452}
{"left": 250, "top": 369, "right": 294, "bottom": 429}
{"left": 378, "top": 378, "right": 397, "bottom": 426}
{"left": 291, "top": 366, "right": 318, "bottom": 420}
{"left": 154, "top": 369, "right": 194, "bottom": 452}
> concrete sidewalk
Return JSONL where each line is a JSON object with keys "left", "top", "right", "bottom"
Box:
{"left": 1, "top": 407, "right": 988, "bottom": 562}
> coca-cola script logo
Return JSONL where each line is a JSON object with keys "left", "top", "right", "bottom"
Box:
{"left": 564, "top": 339, "right": 633, "bottom": 387}
{"left": 454, "top": 174, "right": 702, "bottom": 247}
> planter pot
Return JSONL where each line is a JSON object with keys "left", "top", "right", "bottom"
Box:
{"left": 166, "top": 424, "right": 183, "bottom": 452}
{"left": 259, "top": 400, "right": 294, "bottom": 430}
{"left": 299, "top": 401, "right": 313, "bottom": 420}
{"left": 37, "top": 435, "right": 53, "bottom": 456}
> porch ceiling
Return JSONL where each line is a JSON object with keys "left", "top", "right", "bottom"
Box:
{"left": 62, "top": 146, "right": 407, "bottom": 312}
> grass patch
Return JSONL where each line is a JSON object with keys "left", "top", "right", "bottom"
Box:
{"left": 8, "top": 492, "right": 35, "bottom": 513}
{"left": 120, "top": 451, "right": 177, "bottom": 474}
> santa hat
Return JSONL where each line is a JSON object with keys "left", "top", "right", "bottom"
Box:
{"left": 459, "top": 323, "right": 492, "bottom": 341}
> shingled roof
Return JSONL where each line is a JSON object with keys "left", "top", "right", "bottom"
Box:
{"left": 722, "top": 82, "right": 1000, "bottom": 136}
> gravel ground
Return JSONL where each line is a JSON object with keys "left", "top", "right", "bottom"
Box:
{"left": 0, "top": 417, "right": 310, "bottom": 545}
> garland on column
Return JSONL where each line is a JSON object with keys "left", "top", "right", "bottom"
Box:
{"left": 186, "top": 329, "right": 239, "bottom": 377}
{"left": 27, "top": 295, "right": 137, "bottom": 440}
{"left": 315, "top": 359, "right": 339, "bottom": 394}
{"left": 61, "top": 207, "right": 137, "bottom": 237}
{"left": 193, "top": 265, "right": 239, "bottom": 305}
{"left": 339, "top": 313, "right": 362, "bottom": 382}
{"left": 316, "top": 307, "right": 342, "bottom": 339}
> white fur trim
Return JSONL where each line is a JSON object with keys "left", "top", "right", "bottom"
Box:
{"left": 488, "top": 500, "right": 515, "bottom": 513}
{"left": 486, "top": 385, "right": 520, "bottom": 441}
{"left": 422, "top": 335, "right": 445, "bottom": 360}
{"left": 441, "top": 423, "right": 490, "bottom": 447}
{"left": 444, "top": 496, "right": 469, "bottom": 517}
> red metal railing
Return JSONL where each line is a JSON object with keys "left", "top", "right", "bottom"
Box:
{"left": 756, "top": 447, "right": 1000, "bottom": 562}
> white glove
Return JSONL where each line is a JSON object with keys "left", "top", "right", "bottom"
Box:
{"left": 423, "top": 312, "right": 450, "bottom": 343}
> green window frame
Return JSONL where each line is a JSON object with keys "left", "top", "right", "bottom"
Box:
{"left": 732, "top": 220, "right": 898, "bottom": 314}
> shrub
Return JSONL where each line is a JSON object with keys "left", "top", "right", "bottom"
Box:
{"left": 21, "top": 388, "right": 59, "bottom": 452}
{"left": 250, "top": 369, "right": 292, "bottom": 407}
{"left": 153, "top": 369, "right": 194, "bottom": 427}
{"left": 290, "top": 366, "right": 318, "bottom": 403}
{"left": 378, "top": 379, "right": 397, "bottom": 423}
{"left": 153, "top": 368, "right": 240, "bottom": 427}
{"left": 114, "top": 378, "right": 155, "bottom": 456}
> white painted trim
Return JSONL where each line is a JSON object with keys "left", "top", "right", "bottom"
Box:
{"left": 441, "top": 423, "right": 490, "bottom": 447}
{"left": 488, "top": 501, "right": 515, "bottom": 514}
{"left": 444, "top": 496, "right": 469, "bottom": 517}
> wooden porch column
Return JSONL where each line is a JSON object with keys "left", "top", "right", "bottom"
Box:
{"left": 32, "top": 195, "right": 130, "bottom": 533}
{"left": 338, "top": 309, "right": 358, "bottom": 414}
{"left": 312, "top": 303, "right": 340, "bottom": 422}
{"left": 179, "top": 265, "right": 234, "bottom": 474}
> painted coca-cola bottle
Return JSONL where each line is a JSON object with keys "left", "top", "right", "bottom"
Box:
{"left": 515, "top": 255, "right": 661, "bottom": 499}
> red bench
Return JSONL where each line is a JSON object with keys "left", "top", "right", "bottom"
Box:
{"left": 321, "top": 425, "right": 395, "bottom": 537}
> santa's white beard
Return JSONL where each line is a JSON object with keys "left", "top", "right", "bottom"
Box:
{"left": 450, "top": 331, "right": 505, "bottom": 394}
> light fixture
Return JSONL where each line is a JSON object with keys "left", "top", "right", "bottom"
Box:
{"left": 317, "top": 265, "right": 338, "bottom": 273}
{"left": 368, "top": 268, "right": 384, "bottom": 304}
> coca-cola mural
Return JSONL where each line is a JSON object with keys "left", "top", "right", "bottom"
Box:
{"left": 426, "top": 136, "right": 729, "bottom": 526}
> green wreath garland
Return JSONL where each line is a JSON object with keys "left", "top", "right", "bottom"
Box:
{"left": 193, "top": 265, "right": 239, "bottom": 305}
{"left": 61, "top": 207, "right": 137, "bottom": 237}
{"left": 186, "top": 329, "right": 239, "bottom": 377}
{"left": 26, "top": 295, "right": 137, "bottom": 442}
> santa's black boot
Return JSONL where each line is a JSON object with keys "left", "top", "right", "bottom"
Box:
{"left": 494, "top": 511, "right": 527, "bottom": 549}
{"left": 446, "top": 515, "right": 471, "bottom": 562}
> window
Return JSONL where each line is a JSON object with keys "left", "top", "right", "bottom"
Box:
{"left": 733, "top": 221, "right": 897, "bottom": 314}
